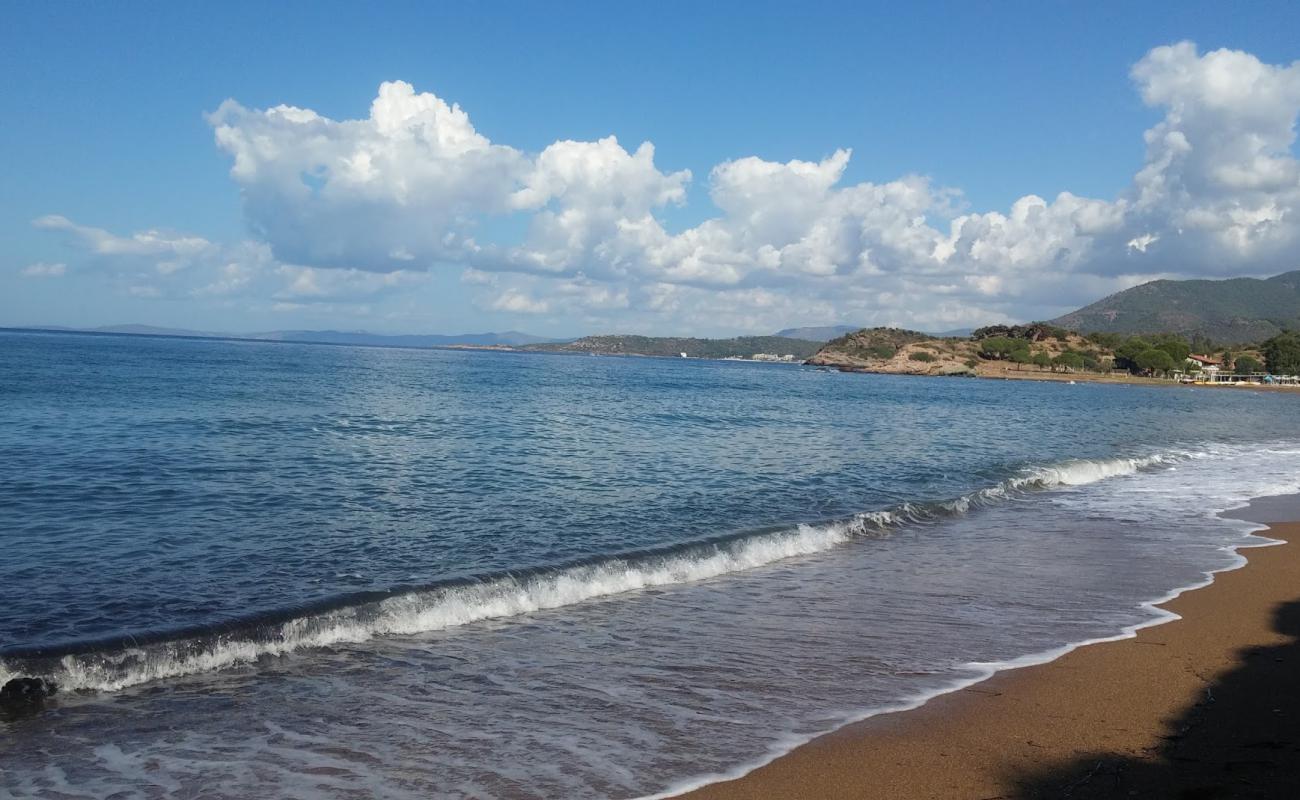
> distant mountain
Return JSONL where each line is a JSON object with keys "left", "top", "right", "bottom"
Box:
{"left": 1050, "top": 270, "right": 1300, "bottom": 344}
{"left": 16, "top": 325, "right": 563, "bottom": 349}
{"left": 95, "top": 324, "right": 227, "bottom": 338}
{"left": 525, "top": 334, "right": 823, "bottom": 360}
{"left": 773, "top": 325, "right": 860, "bottom": 342}
{"left": 250, "top": 330, "right": 561, "bottom": 347}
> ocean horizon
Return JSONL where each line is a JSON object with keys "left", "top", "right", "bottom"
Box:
{"left": 3, "top": 329, "right": 1299, "bottom": 798}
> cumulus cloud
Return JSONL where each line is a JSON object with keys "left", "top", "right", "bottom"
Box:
{"left": 202, "top": 43, "right": 1299, "bottom": 329}
{"left": 1126, "top": 41, "right": 1300, "bottom": 266}
{"left": 35, "top": 42, "right": 1300, "bottom": 333}
{"left": 209, "top": 81, "right": 528, "bottom": 273}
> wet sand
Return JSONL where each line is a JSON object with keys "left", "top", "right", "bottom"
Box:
{"left": 679, "top": 497, "right": 1300, "bottom": 799}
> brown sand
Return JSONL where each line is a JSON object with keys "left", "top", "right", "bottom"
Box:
{"left": 679, "top": 517, "right": 1300, "bottom": 799}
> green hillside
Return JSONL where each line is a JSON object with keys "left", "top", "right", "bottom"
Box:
{"left": 1050, "top": 271, "right": 1300, "bottom": 344}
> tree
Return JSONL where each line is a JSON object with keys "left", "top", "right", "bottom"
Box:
{"left": 1031, "top": 352, "right": 1052, "bottom": 369}
{"left": 1113, "top": 336, "right": 1151, "bottom": 372}
{"left": 1087, "top": 331, "right": 1124, "bottom": 349}
{"left": 1235, "top": 355, "right": 1262, "bottom": 375}
{"left": 1154, "top": 337, "right": 1191, "bottom": 365}
{"left": 1052, "top": 352, "right": 1085, "bottom": 371}
{"left": 978, "top": 336, "right": 1014, "bottom": 359}
{"left": 1135, "top": 348, "right": 1175, "bottom": 375}
{"left": 1262, "top": 332, "right": 1300, "bottom": 375}
{"left": 973, "top": 323, "right": 1068, "bottom": 342}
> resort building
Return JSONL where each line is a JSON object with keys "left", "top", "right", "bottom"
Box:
{"left": 1186, "top": 354, "right": 1221, "bottom": 377}
{"left": 1173, "top": 352, "right": 1300, "bottom": 386}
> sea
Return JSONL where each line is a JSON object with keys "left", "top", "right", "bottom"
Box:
{"left": 2, "top": 328, "right": 1298, "bottom": 799}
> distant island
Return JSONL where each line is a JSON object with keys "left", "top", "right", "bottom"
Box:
{"left": 771, "top": 325, "right": 862, "bottom": 342}
{"left": 8, "top": 325, "right": 564, "bottom": 349}
{"left": 522, "top": 334, "right": 823, "bottom": 361}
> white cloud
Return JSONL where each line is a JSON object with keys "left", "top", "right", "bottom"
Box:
{"left": 209, "top": 80, "right": 528, "bottom": 273}
{"left": 273, "top": 264, "right": 428, "bottom": 299}
{"left": 32, "top": 216, "right": 425, "bottom": 312}
{"left": 33, "top": 42, "right": 1300, "bottom": 334}
{"left": 21, "top": 261, "right": 66, "bottom": 277}
{"left": 35, "top": 215, "right": 214, "bottom": 262}
{"left": 192, "top": 261, "right": 258, "bottom": 296}
{"left": 1126, "top": 42, "right": 1300, "bottom": 266}
{"left": 489, "top": 288, "right": 550, "bottom": 314}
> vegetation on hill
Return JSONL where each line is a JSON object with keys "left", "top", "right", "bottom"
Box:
{"left": 1050, "top": 270, "right": 1300, "bottom": 344}
{"left": 522, "top": 334, "right": 823, "bottom": 360}
{"left": 971, "top": 323, "right": 1071, "bottom": 342}
{"left": 1262, "top": 332, "right": 1300, "bottom": 375}
{"left": 525, "top": 321, "right": 1297, "bottom": 381}
{"left": 818, "top": 327, "right": 935, "bottom": 362}
{"left": 806, "top": 322, "right": 1300, "bottom": 380}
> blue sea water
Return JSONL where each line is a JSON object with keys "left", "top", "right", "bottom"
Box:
{"left": 1, "top": 329, "right": 1298, "bottom": 798}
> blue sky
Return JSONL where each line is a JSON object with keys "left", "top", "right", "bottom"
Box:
{"left": 4, "top": 1, "right": 1300, "bottom": 336}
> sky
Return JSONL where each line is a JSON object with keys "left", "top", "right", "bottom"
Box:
{"left": 3, "top": 1, "right": 1300, "bottom": 338}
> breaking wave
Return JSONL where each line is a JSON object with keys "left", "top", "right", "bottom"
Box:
{"left": 0, "top": 451, "right": 1183, "bottom": 694}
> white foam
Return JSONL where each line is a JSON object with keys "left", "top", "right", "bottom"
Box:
{"left": 9, "top": 520, "right": 871, "bottom": 692}
{"left": 643, "top": 444, "right": 1300, "bottom": 800}
{"left": 1023, "top": 453, "right": 1171, "bottom": 486}
{"left": 0, "top": 449, "right": 1199, "bottom": 694}
{"left": 645, "top": 516, "right": 1289, "bottom": 800}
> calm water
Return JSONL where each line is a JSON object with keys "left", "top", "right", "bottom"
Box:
{"left": 2, "top": 330, "right": 1298, "bottom": 798}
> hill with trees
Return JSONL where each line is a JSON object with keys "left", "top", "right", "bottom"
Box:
{"left": 1049, "top": 270, "right": 1300, "bottom": 344}
{"left": 805, "top": 323, "right": 1288, "bottom": 381}
{"left": 806, "top": 325, "right": 1123, "bottom": 378}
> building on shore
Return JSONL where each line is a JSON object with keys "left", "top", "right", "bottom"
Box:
{"left": 1173, "top": 357, "right": 1300, "bottom": 386}
{"left": 1186, "top": 354, "right": 1221, "bottom": 379}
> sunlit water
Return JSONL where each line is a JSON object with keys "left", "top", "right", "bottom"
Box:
{"left": 2, "top": 330, "right": 1298, "bottom": 798}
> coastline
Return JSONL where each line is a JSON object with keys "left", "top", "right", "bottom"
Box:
{"left": 9, "top": 329, "right": 1295, "bottom": 391}
{"left": 834, "top": 364, "right": 1300, "bottom": 392}
{"left": 671, "top": 496, "right": 1300, "bottom": 799}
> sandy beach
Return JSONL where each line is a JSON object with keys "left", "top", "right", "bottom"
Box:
{"left": 679, "top": 496, "right": 1300, "bottom": 799}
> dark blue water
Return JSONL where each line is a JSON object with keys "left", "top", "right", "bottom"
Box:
{"left": 1, "top": 329, "right": 1298, "bottom": 799}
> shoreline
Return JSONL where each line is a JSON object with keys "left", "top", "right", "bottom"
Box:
{"left": 669, "top": 496, "right": 1300, "bottom": 799}
{"left": 9, "top": 329, "right": 1297, "bottom": 391}
{"left": 828, "top": 363, "right": 1300, "bottom": 392}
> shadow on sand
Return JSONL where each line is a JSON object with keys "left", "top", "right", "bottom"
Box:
{"left": 1006, "top": 599, "right": 1300, "bottom": 798}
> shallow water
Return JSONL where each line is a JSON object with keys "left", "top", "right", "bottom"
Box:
{"left": 2, "top": 330, "right": 1298, "bottom": 798}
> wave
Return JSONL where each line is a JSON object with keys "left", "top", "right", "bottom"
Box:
{"left": 0, "top": 451, "right": 1185, "bottom": 695}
